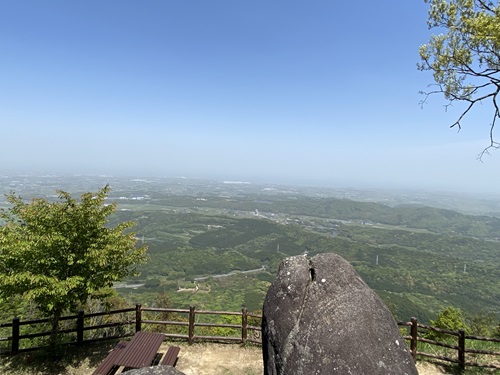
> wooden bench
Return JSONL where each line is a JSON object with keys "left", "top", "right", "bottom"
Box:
{"left": 112, "top": 331, "right": 165, "bottom": 369}
{"left": 160, "top": 346, "right": 180, "bottom": 367}
{"left": 92, "top": 341, "right": 128, "bottom": 375}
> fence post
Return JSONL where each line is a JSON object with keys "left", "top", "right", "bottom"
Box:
{"left": 410, "top": 317, "right": 418, "bottom": 361}
{"left": 241, "top": 308, "right": 248, "bottom": 344}
{"left": 458, "top": 329, "right": 465, "bottom": 371}
{"left": 188, "top": 306, "right": 195, "bottom": 345}
{"left": 77, "top": 310, "right": 84, "bottom": 346}
{"left": 11, "top": 317, "right": 20, "bottom": 355}
{"left": 136, "top": 304, "right": 142, "bottom": 332}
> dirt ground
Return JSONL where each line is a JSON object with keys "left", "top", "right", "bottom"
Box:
{"left": 157, "top": 344, "right": 458, "bottom": 375}
{"left": 0, "top": 341, "right": 465, "bottom": 375}
{"left": 166, "top": 343, "right": 455, "bottom": 375}
{"left": 172, "top": 343, "right": 262, "bottom": 375}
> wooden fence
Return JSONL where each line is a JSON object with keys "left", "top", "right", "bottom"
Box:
{"left": 0, "top": 307, "right": 498, "bottom": 370}
{"left": 399, "top": 317, "right": 500, "bottom": 370}
{"left": 0, "top": 304, "right": 261, "bottom": 355}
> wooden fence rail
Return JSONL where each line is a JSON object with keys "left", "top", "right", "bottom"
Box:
{"left": 0, "top": 304, "right": 261, "bottom": 355}
{"left": 0, "top": 307, "right": 137, "bottom": 354}
{"left": 398, "top": 317, "right": 500, "bottom": 370}
{"left": 0, "top": 307, "right": 498, "bottom": 371}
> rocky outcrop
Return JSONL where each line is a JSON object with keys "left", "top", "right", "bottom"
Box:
{"left": 262, "top": 253, "right": 418, "bottom": 375}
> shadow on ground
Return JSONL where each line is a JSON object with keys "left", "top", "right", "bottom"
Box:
{"left": 0, "top": 340, "right": 119, "bottom": 375}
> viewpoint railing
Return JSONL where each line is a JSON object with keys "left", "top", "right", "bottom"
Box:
{"left": 399, "top": 317, "right": 500, "bottom": 371}
{"left": 0, "top": 304, "right": 261, "bottom": 355}
{"left": 0, "top": 306, "right": 498, "bottom": 370}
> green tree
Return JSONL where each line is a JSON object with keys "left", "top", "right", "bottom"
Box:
{"left": 495, "top": 323, "right": 500, "bottom": 338}
{"left": 0, "top": 185, "right": 147, "bottom": 339}
{"left": 419, "top": 0, "right": 500, "bottom": 156}
{"left": 467, "top": 311, "right": 496, "bottom": 336}
{"left": 428, "top": 306, "right": 470, "bottom": 340}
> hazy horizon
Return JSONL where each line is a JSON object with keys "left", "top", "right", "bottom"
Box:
{"left": 2, "top": 168, "right": 499, "bottom": 199}
{"left": 1, "top": 1, "right": 499, "bottom": 195}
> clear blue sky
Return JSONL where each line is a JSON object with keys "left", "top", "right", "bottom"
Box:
{"left": 1, "top": 1, "right": 498, "bottom": 194}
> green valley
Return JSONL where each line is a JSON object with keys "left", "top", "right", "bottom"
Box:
{"left": 1, "top": 175, "right": 499, "bottom": 330}
{"left": 106, "top": 182, "right": 500, "bottom": 328}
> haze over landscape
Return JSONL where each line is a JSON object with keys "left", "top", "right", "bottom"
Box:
{"left": 2, "top": 3, "right": 500, "bottom": 373}
{"left": 1, "top": 1, "right": 499, "bottom": 194}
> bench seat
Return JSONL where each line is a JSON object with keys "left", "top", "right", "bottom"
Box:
{"left": 92, "top": 341, "right": 128, "bottom": 375}
{"left": 160, "top": 346, "right": 180, "bottom": 367}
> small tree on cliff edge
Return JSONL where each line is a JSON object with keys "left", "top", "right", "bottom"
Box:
{"left": 419, "top": 0, "right": 500, "bottom": 157}
{"left": 0, "top": 185, "right": 147, "bottom": 339}
{"left": 427, "top": 306, "right": 470, "bottom": 341}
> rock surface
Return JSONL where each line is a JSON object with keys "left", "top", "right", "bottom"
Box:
{"left": 123, "top": 365, "right": 186, "bottom": 375}
{"left": 262, "top": 253, "right": 418, "bottom": 375}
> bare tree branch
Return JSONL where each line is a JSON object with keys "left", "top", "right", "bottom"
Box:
{"left": 477, "top": 86, "right": 500, "bottom": 159}
{"left": 420, "top": 0, "right": 500, "bottom": 155}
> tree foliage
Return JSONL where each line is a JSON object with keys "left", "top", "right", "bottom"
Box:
{"left": 419, "top": 0, "right": 500, "bottom": 156}
{"left": 0, "top": 185, "right": 147, "bottom": 331}
{"left": 428, "top": 306, "right": 470, "bottom": 340}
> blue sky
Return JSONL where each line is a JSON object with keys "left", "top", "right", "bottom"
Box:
{"left": 1, "top": 1, "right": 499, "bottom": 194}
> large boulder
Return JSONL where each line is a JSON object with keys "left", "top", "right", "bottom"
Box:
{"left": 262, "top": 253, "right": 418, "bottom": 375}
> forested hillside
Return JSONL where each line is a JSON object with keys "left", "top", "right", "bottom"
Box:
{"left": 138, "top": 193, "right": 500, "bottom": 237}
{"left": 1, "top": 176, "right": 499, "bottom": 330}
{"left": 109, "top": 190, "right": 500, "bottom": 326}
